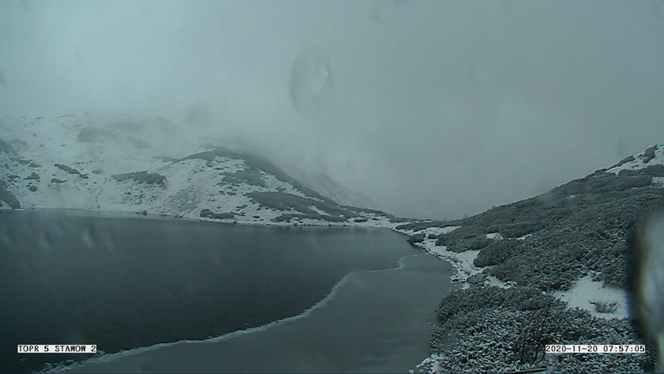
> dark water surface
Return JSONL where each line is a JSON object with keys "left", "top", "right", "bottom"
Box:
{"left": 0, "top": 210, "right": 453, "bottom": 373}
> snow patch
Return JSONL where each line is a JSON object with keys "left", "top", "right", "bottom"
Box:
{"left": 416, "top": 353, "right": 444, "bottom": 374}
{"left": 398, "top": 225, "right": 459, "bottom": 237}
{"left": 553, "top": 275, "right": 627, "bottom": 319}
{"left": 308, "top": 205, "right": 330, "bottom": 216}
{"left": 486, "top": 275, "right": 512, "bottom": 289}
{"left": 422, "top": 226, "right": 459, "bottom": 237}
{"left": 485, "top": 232, "right": 503, "bottom": 240}
{"left": 261, "top": 173, "right": 308, "bottom": 198}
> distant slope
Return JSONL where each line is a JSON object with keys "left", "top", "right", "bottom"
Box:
{"left": 283, "top": 167, "right": 380, "bottom": 209}
{"left": 0, "top": 113, "right": 397, "bottom": 227}
{"left": 403, "top": 144, "right": 663, "bottom": 373}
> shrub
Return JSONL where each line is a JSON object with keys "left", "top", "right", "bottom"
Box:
{"left": 445, "top": 236, "right": 491, "bottom": 253}
{"left": 112, "top": 171, "right": 166, "bottom": 185}
{"left": 199, "top": 209, "right": 234, "bottom": 220}
{"left": 407, "top": 233, "right": 425, "bottom": 245}
{"left": 395, "top": 220, "right": 448, "bottom": 232}
{"left": 437, "top": 286, "right": 564, "bottom": 322}
{"left": 248, "top": 191, "right": 356, "bottom": 219}
{"left": 431, "top": 285, "right": 655, "bottom": 373}
{"left": 644, "top": 164, "right": 664, "bottom": 177}
{"left": 473, "top": 239, "right": 521, "bottom": 267}
{"left": 589, "top": 300, "right": 618, "bottom": 314}
{"left": 55, "top": 163, "right": 82, "bottom": 175}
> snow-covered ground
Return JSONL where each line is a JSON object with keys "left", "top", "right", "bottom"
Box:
{"left": 554, "top": 275, "right": 628, "bottom": 319}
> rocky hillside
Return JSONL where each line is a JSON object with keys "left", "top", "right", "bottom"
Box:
{"left": 0, "top": 113, "right": 396, "bottom": 227}
{"left": 403, "top": 144, "right": 664, "bottom": 373}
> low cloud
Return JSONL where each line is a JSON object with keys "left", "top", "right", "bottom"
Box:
{"left": 1, "top": 0, "right": 663, "bottom": 219}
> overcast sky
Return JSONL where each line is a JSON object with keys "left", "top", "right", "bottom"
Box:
{"left": 1, "top": 0, "right": 664, "bottom": 219}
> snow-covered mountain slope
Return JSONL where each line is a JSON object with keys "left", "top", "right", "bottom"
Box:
{"left": 398, "top": 143, "right": 664, "bottom": 284}
{"left": 607, "top": 144, "right": 664, "bottom": 178}
{"left": 399, "top": 144, "right": 664, "bottom": 373}
{"left": 0, "top": 113, "right": 397, "bottom": 227}
{"left": 282, "top": 167, "right": 380, "bottom": 210}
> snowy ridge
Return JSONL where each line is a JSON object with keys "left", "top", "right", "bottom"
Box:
{"left": 0, "top": 113, "right": 397, "bottom": 228}
{"left": 606, "top": 144, "right": 664, "bottom": 175}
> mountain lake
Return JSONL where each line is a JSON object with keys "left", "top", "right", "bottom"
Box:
{"left": 0, "top": 210, "right": 454, "bottom": 373}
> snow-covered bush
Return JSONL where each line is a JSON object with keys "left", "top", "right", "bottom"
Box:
{"left": 589, "top": 300, "right": 619, "bottom": 314}
{"left": 431, "top": 286, "right": 656, "bottom": 373}
{"left": 473, "top": 239, "right": 521, "bottom": 267}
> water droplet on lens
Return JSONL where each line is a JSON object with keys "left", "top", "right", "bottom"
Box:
{"left": 81, "top": 226, "right": 94, "bottom": 249}
{"left": 629, "top": 210, "right": 664, "bottom": 371}
{"left": 290, "top": 51, "right": 332, "bottom": 115}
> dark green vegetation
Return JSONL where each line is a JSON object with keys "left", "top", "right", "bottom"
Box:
{"left": 55, "top": 163, "right": 88, "bottom": 179}
{"left": 112, "top": 171, "right": 166, "bottom": 186}
{"left": 404, "top": 162, "right": 664, "bottom": 373}
{"left": 430, "top": 286, "right": 655, "bottom": 373}
{"left": 199, "top": 208, "right": 234, "bottom": 220}
{"left": 248, "top": 191, "right": 356, "bottom": 223}
{"left": 474, "top": 169, "right": 661, "bottom": 290}
{"left": 401, "top": 166, "right": 664, "bottom": 291}
{"left": 11, "top": 158, "right": 40, "bottom": 168}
